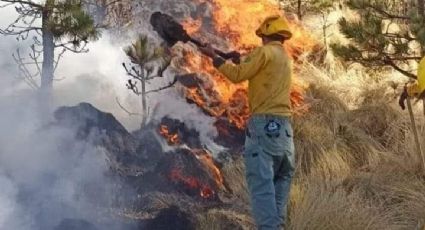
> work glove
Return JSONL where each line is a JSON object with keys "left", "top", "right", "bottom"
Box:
{"left": 223, "top": 51, "right": 241, "bottom": 64}
{"left": 399, "top": 85, "right": 409, "bottom": 110}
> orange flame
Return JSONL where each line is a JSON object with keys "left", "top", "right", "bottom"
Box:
{"left": 185, "top": 0, "right": 318, "bottom": 56}
{"left": 169, "top": 168, "right": 216, "bottom": 199}
{"left": 181, "top": 17, "right": 203, "bottom": 35}
{"left": 159, "top": 125, "right": 180, "bottom": 145}
{"left": 192, "top": 149, "right": 224, "bottom": 189}
{"left": 179, "top": 0, "right": 317, "bottom": 129}
{"left": 205, "top": 0, "right": 282, "bottom": 50}
{"left": 181, "top": 51, "right": 249, "bottom": 129}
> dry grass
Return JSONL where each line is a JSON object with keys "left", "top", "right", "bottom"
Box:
{"left": 200, "top": 10, "right": 425, "bottom": 229}
{"left": 286, "top": 61, "right": 425, "bottom": 230}
{"left": 195, "top": 209, "right": 255, "bottom": 230}
{"left": 289, "top": 180, "right": 403, "bottom": 230}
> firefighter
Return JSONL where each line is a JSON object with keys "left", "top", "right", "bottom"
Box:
{"left": 201, "top": 15, "right": 295, "bottom": 230}
{"left": 399, "top": 57, "right": 425, "bottom": 110}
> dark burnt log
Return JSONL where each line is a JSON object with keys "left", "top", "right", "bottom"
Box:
{"left": 150, "top": 11, "right": 192, "bottom": 46}
{"left": 150, "top": 12, "right": 237, "bottom": 61}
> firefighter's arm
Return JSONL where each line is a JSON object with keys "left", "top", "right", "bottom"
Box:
{"left": 214, "top": 47, "right": 268, "bottom": 83}
{"left": 399, "top": 82, "right": 420, "bottom": 110}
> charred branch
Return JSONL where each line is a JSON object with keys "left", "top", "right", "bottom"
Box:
{"left": 122, "top": 63, "right": 141, "bottom": 80}
{"left": 29, "top": 44, "right": 42, "bottom": 76}
{"left": 0, "top": 3, "right": 41, "bottom": 40}
{"left": 0, "top": 0, "right": 42, "bottom": 8}
{"left": 12, "top": 49, "right": 40, "bottom": 89}
{"left": 115, "top": 97, "right": 143, "bottom": 117}
{"left": 55, "top": 41, "right": 89, "bottom": 53}
{"left": 82, "top": 0, "right": 124, "bottom": 7}
{"left": 0, "top": 26, "right": 41, "bottom": 39}
{"left": 54, "top": 47, "right": 66, "bottom": 71}
{"left": 146, "top": 77, "right": 178, "bottom": 95}
{"left": 126, "top": 79, "right": 141, "bottom": 96}
{"left": 383, "top": 56, "right": 417, "bottom": 79}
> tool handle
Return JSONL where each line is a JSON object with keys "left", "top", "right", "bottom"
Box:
{"left": 407, "top": 98, "right": 425, "bottom": 170}
{"left": 190, "top": 38, "right": 240, "bottom": 64}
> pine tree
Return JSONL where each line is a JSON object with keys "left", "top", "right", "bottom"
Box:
{"left": 0, "top": 0, "right": 100, "bottom": 106}
{"left": 331, "top": 0, "right": 425, "bottom": 79}
{"left": 122, "top": 35, "right": 176, "bottom": 127}
{"left": 281, "top": 0, "right": 335, "bottom": 21}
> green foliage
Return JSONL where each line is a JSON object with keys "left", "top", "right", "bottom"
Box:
{"left": 309, "top": 0, "right": 334, "bottom": 13}
{"left": 124, "top": 35, "right": 164, "bottom": 65}
{"left": 281, "top": 0, "right": 336, "bottom": 18}
{"left": 331, "top": 0, "right": 424, "bottom": 78}
{"left": 48, "top": 0, "right": 99, "bottom": 46}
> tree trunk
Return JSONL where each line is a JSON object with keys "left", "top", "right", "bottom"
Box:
{"left": 418, "top": 0, "right": 425, "bottom": 16}
{"left": 322, "top": 13, "right": 328, "bottom": 50}
{"left": 40, "top": 0, "right": 55, "bottom": 109}
{"left": 297, "top": 0, "right": 302, "bottom": 21}
{"left": 141, "top": 77, "right": 148, "bottom": 128}
{"left": 418, "top": 0, "right": 425, "bottom": 56}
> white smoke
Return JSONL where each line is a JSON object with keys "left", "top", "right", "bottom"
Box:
{"left": 0, "top": 1, "right": 227, "bottom": 228}
{"left": 0, "top": 5, "right": 126, "bottom": 230}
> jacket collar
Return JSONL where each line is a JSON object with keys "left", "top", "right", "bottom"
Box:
{"left": 265, "top": 41, "right": 283, "bottom": 46}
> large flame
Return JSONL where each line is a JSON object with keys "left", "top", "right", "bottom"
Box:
{"left": 161, "top": 1, "right": 317, "bottom": 199}
{"left": 186, "top": 0, "right": 318, "bottom": 55}
{"left": 178, "top": 0, "right": 317, "bottom": 129}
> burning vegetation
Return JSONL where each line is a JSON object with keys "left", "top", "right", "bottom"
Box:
{"left": 3, "top": 0, "right": 425, "bottom": 229}
{"left": 173, "top": 0, "right": 320, "bottom": 131}
{"left": 159, "top": 125, "right": 180, "bottom": 145}
{"left": 152, "top": 0, "right": 319, "bottom": 203}
{"left": 156, "top": 117, "right": 224, "bottom": 200}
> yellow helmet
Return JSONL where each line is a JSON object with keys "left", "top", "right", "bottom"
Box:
{"left": 256, "top": 15, "right": 292, "bottom": 39}
{"left": 418, "top": 56, "right": 425, "bottom": 94}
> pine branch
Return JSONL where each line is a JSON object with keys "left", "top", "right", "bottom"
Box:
{"left": 0, "top": 0, "right": 42, "bottom": 8}
{"left": 54, "top": 48, "right": 66, "bottom": 71}
{"left": 126, "top": 79, "right": 141, "bottom": 96}
{"left": 383, "top": 56, "right": 417, "bottom": 79}
{"left": 348, "top": 1, "right": 410, "bottom": 20}
{"left": 29, "top": 44, "right": 41, "bottom": 76}
{"left": 55, "top": 41, "right": 89, "bottom": 53}
{"left": 12, "top": 49, "right": 40, "bottom": 89}
{"left": 0, "top": 26, "right": 41, "bottom": 37}
{"left": 122, "top": 63, "right": 143, "bottom": 80}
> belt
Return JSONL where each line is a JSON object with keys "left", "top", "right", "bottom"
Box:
{"left": 249, "top": 114, "right": 290, "bottom": 122}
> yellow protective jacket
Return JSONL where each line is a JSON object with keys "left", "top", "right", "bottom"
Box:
{"left": 407, "top": 57, "right": 425, "bottom": 97}
{"left": 217, "top": 41, "right": 293, "bottom": 117}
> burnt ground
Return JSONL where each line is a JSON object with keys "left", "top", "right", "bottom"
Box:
{"left": 51, "top": 102, "right": 253, "bottom": 230}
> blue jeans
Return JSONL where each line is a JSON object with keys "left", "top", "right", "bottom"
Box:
{"left": 244, "top": 114, "right": 295, "bottom": 230}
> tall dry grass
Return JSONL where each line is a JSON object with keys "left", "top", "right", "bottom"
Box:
{"left": 201, "top": 7, "right": 425, "bottom": 229}
{"left": 287, "top": 56, "right": 425, "bottom": 230}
